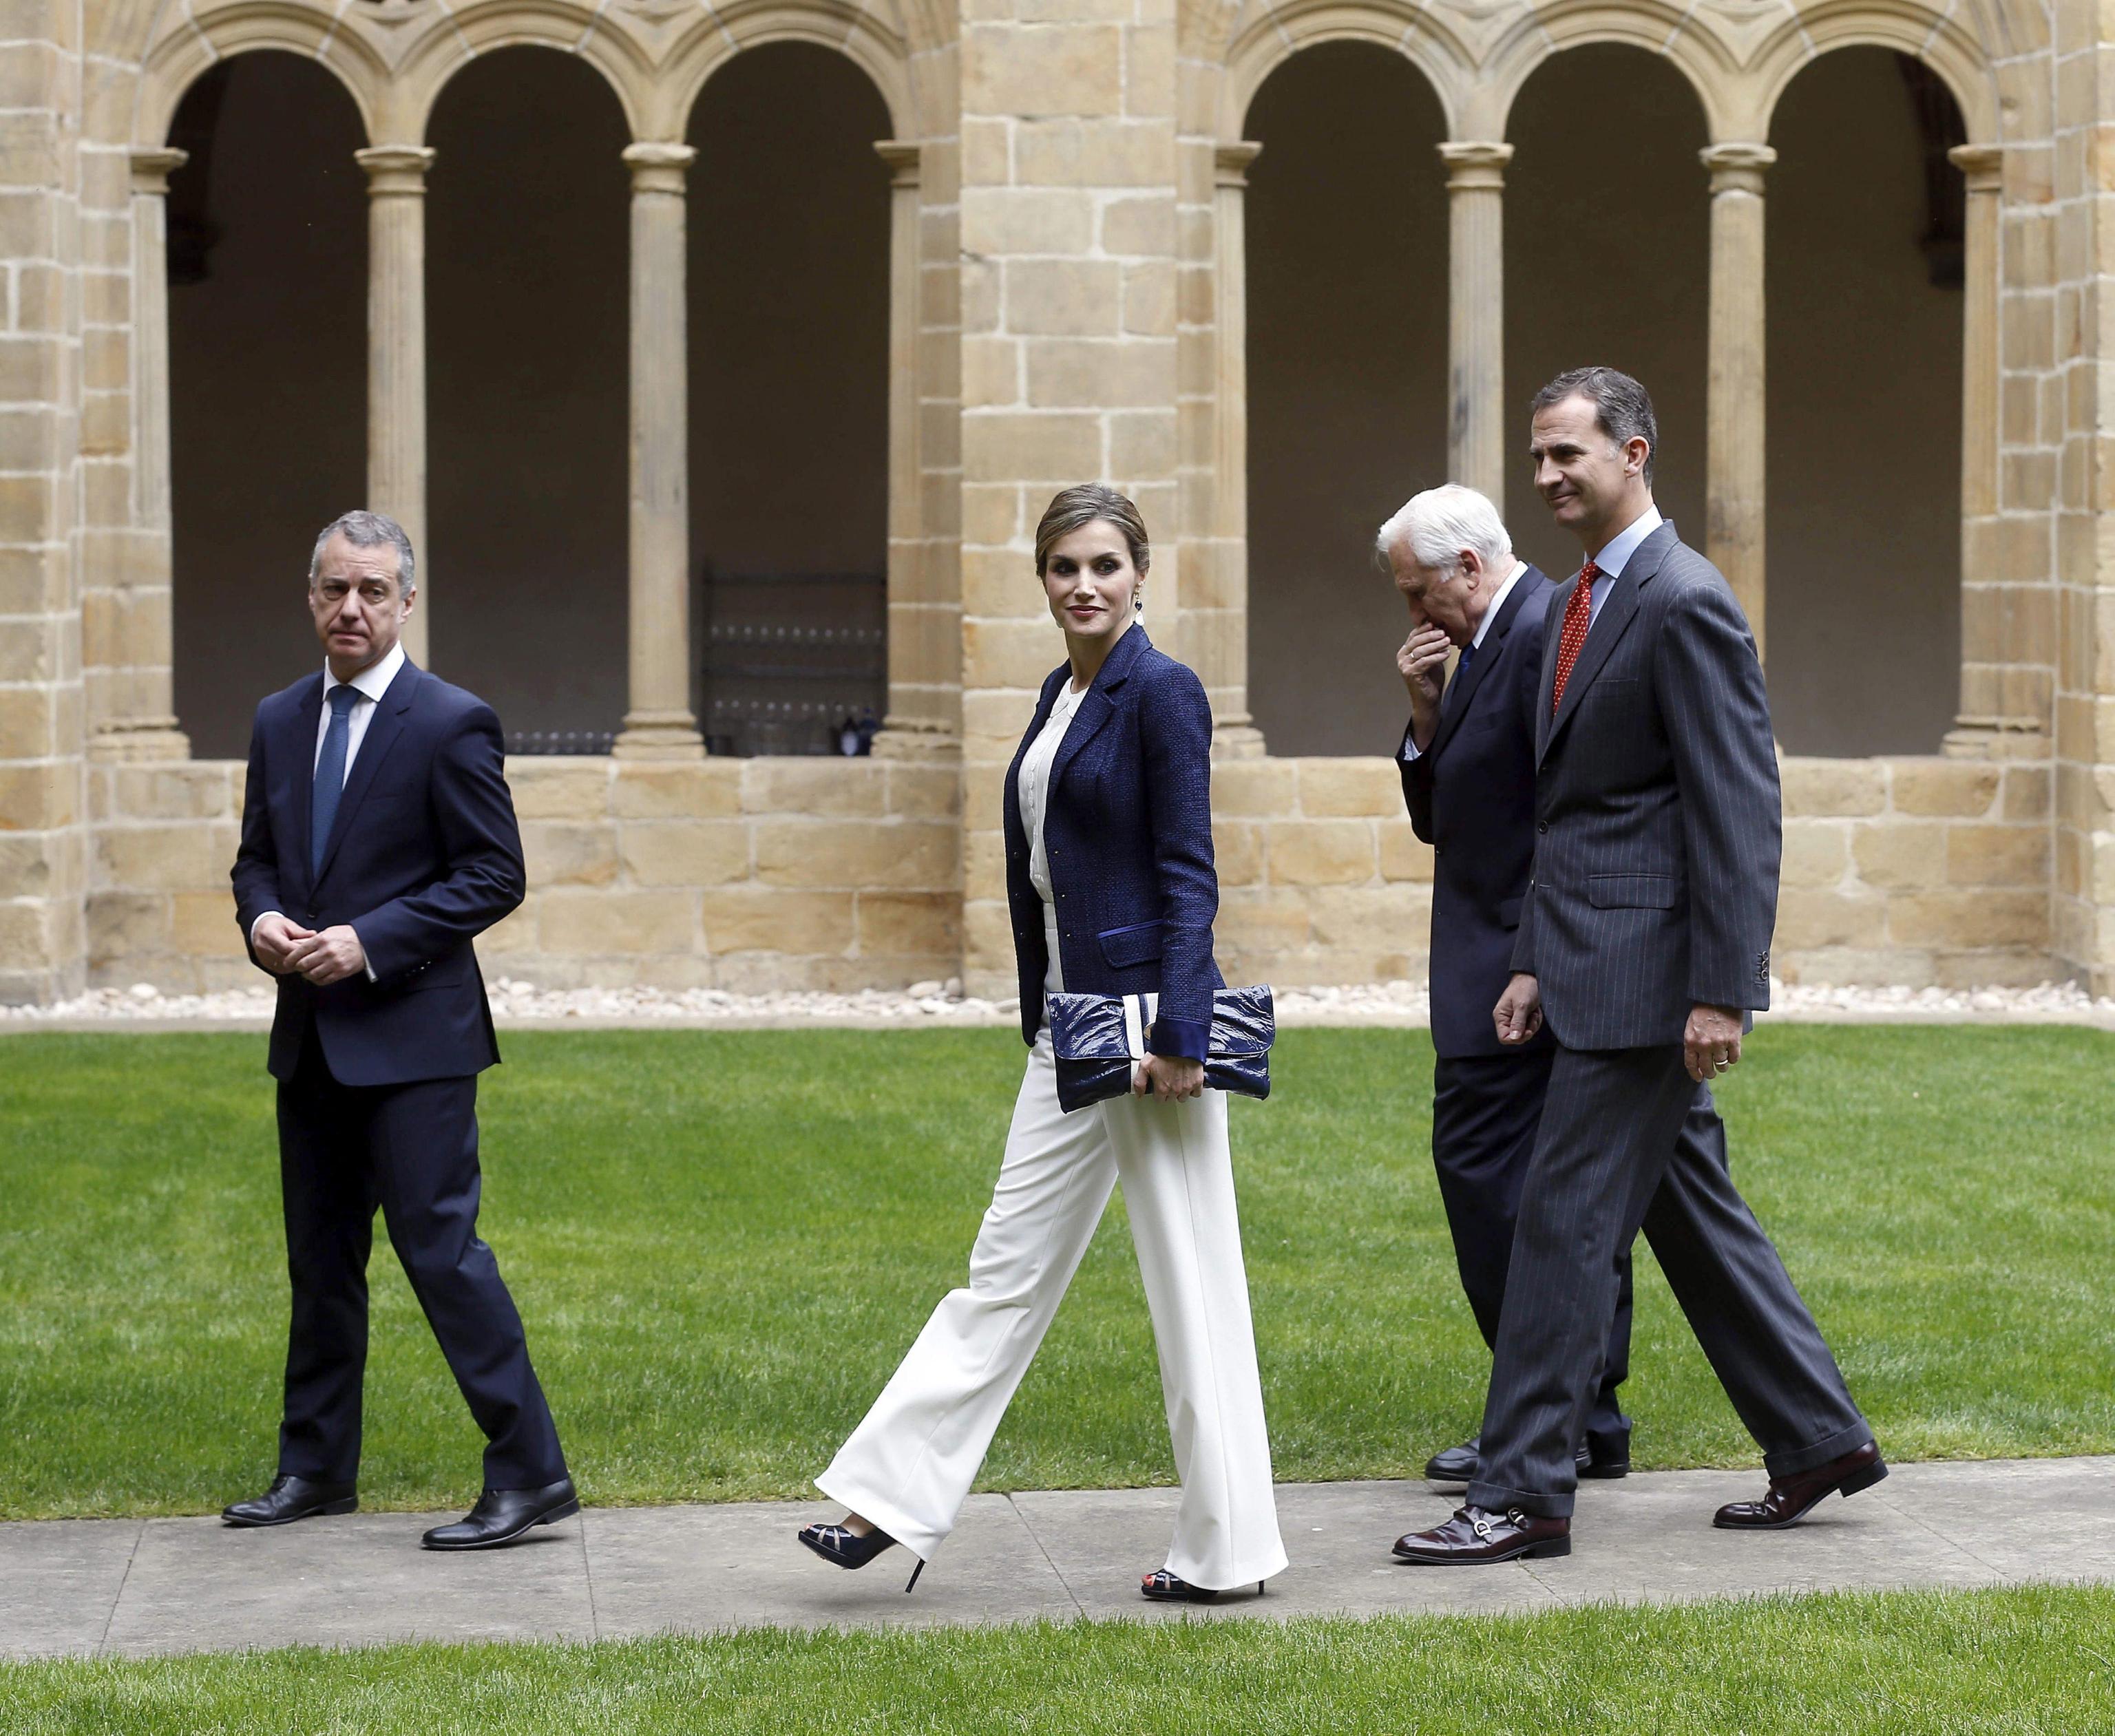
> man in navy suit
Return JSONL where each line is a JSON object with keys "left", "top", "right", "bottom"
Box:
{"left": 1383, "top": 485, "right": 1632, "bottom": 1490}
{"left": 225, "top": 510, "right": 575, "bottom": 1550}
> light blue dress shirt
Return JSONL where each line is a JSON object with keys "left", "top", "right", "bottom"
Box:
{"left": 1583, "top": 505, "right": 1663, "bottom": 628}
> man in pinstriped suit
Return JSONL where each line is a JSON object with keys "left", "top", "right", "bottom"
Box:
{"left": 1393, "top": 368, "right": 1886, "bottom": 1566}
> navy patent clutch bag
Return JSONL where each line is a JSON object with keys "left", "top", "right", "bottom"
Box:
{"left": 1044, "top": 986, "right": 1274, "bottom": 1114}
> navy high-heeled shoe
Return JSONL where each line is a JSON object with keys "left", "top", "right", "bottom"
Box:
{"left": 1140, "top": 1569, "right": 1265, "bottom": 1602}
{"left": 797, "top": 1521, "right": 925, "bottom": 1591}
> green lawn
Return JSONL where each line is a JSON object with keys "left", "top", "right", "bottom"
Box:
{"left": 1, "top": 1026, "right": 2111, "bottom": 1520}
{"left": 6, "top": 1586, "right": 2108, "bottom": 1734}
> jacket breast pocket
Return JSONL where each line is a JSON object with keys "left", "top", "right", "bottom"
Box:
{"left": 1586, "top": 873, "right": 1679, "bottom": 909}
{"left": 1099, "top": 920, "right": 1164, "bottom": 968}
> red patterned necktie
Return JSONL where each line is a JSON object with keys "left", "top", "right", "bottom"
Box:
{"left": 1550, "top": 560, "right": 1599, "bottom": 714}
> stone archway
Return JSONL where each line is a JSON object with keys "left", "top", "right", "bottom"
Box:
{"left": 684, "top": 42, "right": 896, "bottom": 757}
{"left": 1500, "top": 43, "right": 1712, "bottom": 587}
{"left": 166, "top": 51, "right": 369, "bottom": 759}
{"left": 1765, "top": 46, "right": 1966, "bottom": 756}
{"left": 1242, "top": 41, "right": 1451, "bottom": 758}
{"left": 425, "top": 46, "right": 635, "bottom": 748}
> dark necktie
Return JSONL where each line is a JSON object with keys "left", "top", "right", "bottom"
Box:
{"left": 311, "top": 686, "right": 359, "bottom": 878}
{"left": 1550, "top": 562, "right": 1599, "bottom": 714}
{"left": 1455, "top": 639, "right": 1477, "bottom": 682}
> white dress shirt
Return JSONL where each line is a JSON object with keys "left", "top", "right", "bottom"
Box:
{"left": 1018, "top": 676, "right": 1090, "bottom": 995}
{"left": 251, "top": 641, "right": 407, "bottom": 970}
{"left": 311, "top": 640, "right": 405, "bottom": 780}
{"left": 1584, "top": 504, "right": 1663, "bottom": 628}
{"left": 1400, "top": 560, "right": 1527, "bottom": 764}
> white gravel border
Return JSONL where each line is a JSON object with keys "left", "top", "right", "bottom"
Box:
{"left": 6, "top": 976, "right": 2115, "bottom": 1032}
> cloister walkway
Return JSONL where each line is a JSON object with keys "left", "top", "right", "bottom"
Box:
{"left": 7, "top": 1457, "right": 2110, "bottom": 1660}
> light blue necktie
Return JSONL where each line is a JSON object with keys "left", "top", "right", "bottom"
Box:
{"left": 311, "top": 686, "right": 359, "bottom": 878}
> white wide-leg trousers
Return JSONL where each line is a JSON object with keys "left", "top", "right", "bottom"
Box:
{"left": 817, "top": 1030, "right": 1288, "bottom": 1590}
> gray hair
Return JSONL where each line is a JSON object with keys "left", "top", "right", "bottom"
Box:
{"left": 1376, "top": 483, "right": 1513, "bottom": 580}
{"left": 1530, "top": 366, "right": 1657, "bottom": 487}
{"left": 309, "top": 509, "right": 416, "bottom": 596}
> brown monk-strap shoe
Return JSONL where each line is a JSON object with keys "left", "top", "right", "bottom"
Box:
{"left": 1712, "top": 1441, "right": 1888, "bottom": 1530}
{"left": 1391, "top": 1505, "right": 1571, "bottom": 1565}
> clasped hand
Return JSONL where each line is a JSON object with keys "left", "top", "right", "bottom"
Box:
{"left": 1131, "top": 1055, "right": 1206, "bottom": 1102}
{"left": 253, "top": 912, "right": 368, "bottom": 985}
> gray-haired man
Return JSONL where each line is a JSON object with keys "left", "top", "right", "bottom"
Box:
{"left": 227, "top": 511, "right": 576, "bottom": 1551}
{"left": 1383, "top": 483, "right": 1632, "bottom": 1490}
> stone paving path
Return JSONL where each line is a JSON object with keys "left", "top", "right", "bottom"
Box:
{"left": 6, "top": 1457, "right": 2109, "bottom": 1662}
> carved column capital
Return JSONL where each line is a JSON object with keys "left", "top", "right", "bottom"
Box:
{"left": 1214, "top": 141, "right": 1261, "bottom": 188}
{"left": 355, "top": 145, "right": 435, "bottom": 196}
{"left": 623, "top": 141, "right": 696, "bottom": 196}
{"left": 874, "top": 140, "right": 921, "bottom": 187}
{"left": 1700, "top": 142, "right": 1776, "bottom": 195}
{"left": 1948, "top": 142, "right": 2003, "bottom": 194}
{"left": 128, "top": 148, "right": 187, "bottom": 196}
{"left": 1438, "top": 140, "right": 1512, "bottom": 191}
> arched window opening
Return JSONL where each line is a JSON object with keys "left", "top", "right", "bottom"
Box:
{"left": 1767, "top": 47, "right": 1964, "bottom": 756}
{"left": 1243, "top": 42, "right": 1449, "bottom": 757}
{"left": 167, "top": 53, "right": 367, "bottom": 758}
{"left": 427, "top": 47, "right": 631, "bottom": 751}
{"left": 1503, "top": 46, "right": 1710, "bottom": 587}
{"left": 686, "top": 43, "right": 893, "bottom": 757}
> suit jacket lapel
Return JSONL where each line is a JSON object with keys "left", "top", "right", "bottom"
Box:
{"left": 1430, "top": 567, "right": 1541, "bottom": 762}
{"left": 313, "top": 661, "right": 421, "bottom": 888}
{"left": 1539, "top": 527, "right": 1673, "bottom": 766}
{"left": 289, "top": 675, "right": 325, "bottom": 900}
{"left": 1050, "top": 624, "right": 1147, "bottom": 790}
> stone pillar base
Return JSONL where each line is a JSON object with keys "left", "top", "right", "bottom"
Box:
{"left": 87, "top": 723, "right": 190, "bottom": 763}
{"left": 1211, "top": 723, "right": 1267, "bottom": 760}
{"left": 1942, "top": 723, "right": 2049, "bottom": 761}
{"left": 613, "top": 715, "right": 705, "bottom": 760}
{"left": 872, "top": 719, "right": 961, "bottom": 763}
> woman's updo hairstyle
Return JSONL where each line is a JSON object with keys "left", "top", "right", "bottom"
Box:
{"left": 1033, "top": 483, "right": 1151, "bottom": 580}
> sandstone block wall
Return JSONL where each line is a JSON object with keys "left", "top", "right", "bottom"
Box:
{"left": 87, "top": 757, "right": 962, "bottom": 995}
{"left": 87, "top": 749, "right": 2056, "bottom": 1002}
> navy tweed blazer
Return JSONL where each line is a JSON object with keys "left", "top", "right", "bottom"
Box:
{"left": 1002, "top": 624, "right": 1225, "bottom": 1059}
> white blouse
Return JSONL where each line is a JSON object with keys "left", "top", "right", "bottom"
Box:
{"left": 1018, "top": 677, "right": 1089, "bottom": 995}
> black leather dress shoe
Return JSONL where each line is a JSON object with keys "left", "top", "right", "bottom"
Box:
{"left": 421, "top": 1478, "right": 579, "bottom": 1550}
{"left": 1713, "top": 1441, "right": 1886, "bottom": 1529}
{"left": 1393, "top": 1505, "right": 1571, "bottom": 1565}
{"left": 1423, "top": 1437, "right": 1628, "bottom": 1485}
{"left": 222, "top": 1474, "right": 357, "bottom": 1527}
{"left": 1423, "top": 1438, "right": 1481, "bottom": 1483}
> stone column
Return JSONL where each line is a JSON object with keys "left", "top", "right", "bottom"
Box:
{"left": 1206, "top": 141, "right": 1264, "bottom": 757}
{"left": 956, "top": 0, "right": 1180, "bottom": 995}
{"left": 355, "top": 145, "right": 433, "bottom": 667}
{"left": 1944, "top": 144, "right": 2034, "bottom": 754}
{"left": 92, "top": 148, "right": 190, "bottom": 761}
{"left": 871, "top": 142, "right": 954, "bottom": 761}
{"left": 613, "top": 143, "right": 704, "bottom": 759}
{"left": 1701, "top": 142, "right": 1774, "bottom": 659}
{"left": 1438, "top": 142, "right": 1513, "bottom": 504}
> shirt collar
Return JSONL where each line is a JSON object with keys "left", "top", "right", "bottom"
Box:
{"left": 1589, "top": 505, "right": 1663, "bottom": 578}
{"left": 324, "top": 639, "right": 406, "bottom": 705}
{"left": 1469, "top": 560, "right": 1528, "bottom": 651}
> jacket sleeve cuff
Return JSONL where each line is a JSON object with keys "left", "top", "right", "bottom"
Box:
{"left": 1148, "top": 1015, "right": 1211, "bottom": 1062}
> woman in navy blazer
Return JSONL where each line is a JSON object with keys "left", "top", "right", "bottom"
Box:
{"left": 801, "top": 486, "right": 1287, "bottom": 1602}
